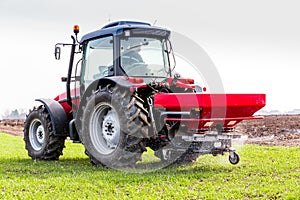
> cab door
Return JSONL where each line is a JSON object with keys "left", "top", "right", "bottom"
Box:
{"left": 80, "top": 36, "right": 114, "bottom": 94}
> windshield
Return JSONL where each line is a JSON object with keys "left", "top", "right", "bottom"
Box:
{"left": 120, "top": 37, "right": 170, "bottom": 77}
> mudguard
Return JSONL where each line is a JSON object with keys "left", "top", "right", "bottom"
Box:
{"left": 78, "top": 76, "right": 135, "bottom": 113}
{"left": 36, "top": 98, "right": 69, "bottom": 137}
{"left": 83, "top": 76, "right": 135, "bottom": 98}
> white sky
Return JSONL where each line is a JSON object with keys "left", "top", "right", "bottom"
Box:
{"left": 0, "top": 0, "right": 299, "bottom": 114}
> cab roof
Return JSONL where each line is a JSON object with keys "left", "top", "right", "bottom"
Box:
{"left": 80, "top": 21, "right": 170, "bottom": 43}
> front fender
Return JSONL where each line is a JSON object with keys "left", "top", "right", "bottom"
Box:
{"left": 36, "top": 98, "right": 69, "bottom": 137}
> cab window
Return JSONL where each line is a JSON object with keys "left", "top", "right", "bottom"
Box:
{"left": 81, "top": 36, "right": 113, "bottom": 88}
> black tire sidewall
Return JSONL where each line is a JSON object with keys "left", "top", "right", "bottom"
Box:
{"left": 229, "top": 152, "right": 240, "bottom": 165}
{"left": 24, "top": 109, "right": 49, "bottom": 159}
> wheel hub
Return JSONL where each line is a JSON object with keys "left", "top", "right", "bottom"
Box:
{"left": 29, "top": 119, "right": 45, "bottom": 151}
{"left": 101, "top": 110, "right": 120, "bottom": 149}
{"left": 89, "top": 102, "right": 121, "bottom": 155}
{"left": 36, "top": 125, "right": 45, "bottom": 143}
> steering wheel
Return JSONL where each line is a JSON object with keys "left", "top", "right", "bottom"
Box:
{"left": 126, "top": 63, "right": 149, "bottom": 76}
{"left": 122, "top": 56, "right": 141, "bottom": 65}
{"left": 93, "top": 66, "right": 113, "bottom": 79}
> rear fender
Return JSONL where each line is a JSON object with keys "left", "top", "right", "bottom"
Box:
{"left": 81, "top": 77, "right": 134, "bottom": 104}
{"left": 36, "top": 98, "right": 69, "bottom": 137}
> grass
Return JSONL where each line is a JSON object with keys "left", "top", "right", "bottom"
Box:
{"left": 0, "top": 133, "right": 300, "bottom": 199}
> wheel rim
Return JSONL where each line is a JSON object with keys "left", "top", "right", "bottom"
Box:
{"left": 229, "top": 152, "right": 239, "bottom": 164}
{"left": 29, "top": 119, "right": 45, "bottom": 151}
{"left": 89, "top": 102, "right": 120, "bottom": 155}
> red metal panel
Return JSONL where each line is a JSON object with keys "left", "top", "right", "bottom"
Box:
{"left": 154, "top": 93, "right": 266, "bottom": 118}
{"left": 54, "top": 88, "right": 81, "bottom": 115}
{"left": 164, "top": 116, "right": 263, "bottom": 129}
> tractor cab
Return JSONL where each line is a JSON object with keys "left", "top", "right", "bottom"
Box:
{"left": 78, "top": 21, "right": 173, "bottom": 92}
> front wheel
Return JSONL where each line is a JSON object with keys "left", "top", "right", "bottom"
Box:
{"left": 24, "top": 106, "right": 65, "bottom": 160}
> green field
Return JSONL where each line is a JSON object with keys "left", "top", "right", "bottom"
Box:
{"left": 0, "top": 133, "right": 299, "bottom": 199}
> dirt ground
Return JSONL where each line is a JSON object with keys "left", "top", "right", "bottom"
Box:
{"left": 0, "top": 119, "right": 24, "bottom": 137}
{"left": 235, "top": 115, "right": 300, "bottom": 146}
{"left": 1, "top": 115, "right": 300, "bottom": 146}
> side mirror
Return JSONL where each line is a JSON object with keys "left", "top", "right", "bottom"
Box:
{"left": 54, "top": 46, "right": 61, "bottom": 60}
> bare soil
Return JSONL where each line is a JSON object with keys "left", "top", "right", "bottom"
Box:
{"left": 1, "top": 115, "right": 300, "bottom": 146}
{"left": 235, "top": 115, "right": 300, "bottom": 146}
{"left": 0, "top": 119, "right": 24, "bottom": 137}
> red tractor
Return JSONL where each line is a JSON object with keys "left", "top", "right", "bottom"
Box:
{"left": 24, "top": 21, "right": 265, "bottom": 168}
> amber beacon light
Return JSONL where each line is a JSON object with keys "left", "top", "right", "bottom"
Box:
{"left": 73, "top": 25, "right": 80, "bottom": 34}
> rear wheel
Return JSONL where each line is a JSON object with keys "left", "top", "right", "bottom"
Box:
{"left": 24, "top": 106, "right": 65, "bottom": 160}
{"left": 80, "top": 86, "right": 149, "bottom": 168}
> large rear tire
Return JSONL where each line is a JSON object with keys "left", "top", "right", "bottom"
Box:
{"left": 80, "top": 86, "right": 149, "bottom": 168}
{"left": 24, "top": 105, "right": 65, "bottom": 160}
